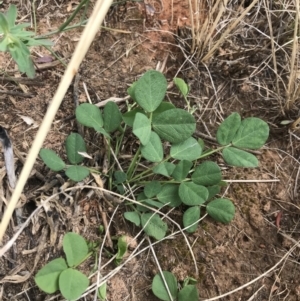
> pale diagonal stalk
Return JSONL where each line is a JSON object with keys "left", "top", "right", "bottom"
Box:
{"left": 0, "top": 0, "right": 113, "bottom": 243}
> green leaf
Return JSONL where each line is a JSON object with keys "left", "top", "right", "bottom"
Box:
{"left": 179, "top": 182, "right": 208, "bottom": 206}
{"left": 192, "top": 161, "right": 222, "bottom": 186}
{"left": 65, "top": 165, "right": 89, "bottom": 182}
{"left": 6, "top": 5, "right": 17, "bottom": 28}
{"left": 122, "top": 108, "right": 145, "bottom": 127}
{"left": 207, "top": 185, "right": 221, "bottom": 200}
{"left": 232, "top": 117, "right": 269, "bottom": 149}
{"left": 152, "top": 271, "right": 178, "bottom": 301}
{"left": 35, "top": 258, "right": 68, "bottom": 294}
{"left": 183, "top": 207, "right": 200, "bottom": 233}
{"left": 143, "top": 199, "right": 165, "bottom": 209}
{"left": 216, "top": 112, "right": 241, "bottom": 145}
{"left": 206, "top": 198, "right": 235, "bottom": 223}
{"left": 75, "top": 103, "right": 103, "bottom": 130}
{"left": 59, "top": 268, "right": 89, "bottom": 301}
{"left": 170, "top": 137, "right": 202, "bottom": 160}
{"left": 222, "top": 147, "right": 258, "bottom": 167}
{"left": 141, "top": 131, "right": 163, "bottom": 162}
{"left": 178, "top": 285, "right": 198, "bottom": 301}
{"left": 144, "top": 181, "right": 162, "bottom": 198}
{"left": 174, "top": 77, "right": 189, "bottom": 97}
{"left": 133, "top": 113, "right": 151, "bottom": 145}
{"left": 103, "top": 101, "right": 122, "bottom": 133}
{"left": 157, "top": 184, "right": 182, "bottom": 207}
{"left": 141, "top": 213, "right": 168, "bottom": 240}
{"left": 63, "top": 232, "right": 89, "bottom": 267}
{"left": 25, "top": 38, "right": 53, "bottom": 47}
{"left": 98, "top": 282, "right": 107, "bottom": 300}
{"left": 153, "top": 162, "right": 175, "bottom": 177}
{"left": 152, "top": 102, "right": 175, "bottom": 118}
{"left": 115, "top": 235, "right": 128, "bottom": 265}
{"left": 171, "top": 160, "right": 193, "bottom": 181}
{"left": 124, "top": 211, "right": 141, "bottom": 226}
{"left": 152, "top": 108, "right": 196, "bottom": 143}
{"left": 65, "top": 133, "right": 86, "bottom": 164}
{"left": 0, "top": 13, "right": 9, "bottom": 34}
{"left": 114, "top": 171, "right": 127, "bottom": 184}
{"left": 39, "top": 148, "right": 65, "bottom": 171}
{"left": 134, "top": 70, "right": 167, "bottom": 112}
{"left": 127, "top": 81, "right": 137, "bottom": 101}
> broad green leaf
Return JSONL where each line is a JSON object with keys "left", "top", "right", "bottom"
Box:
{"left": 65, "top": 133, "right": 86, "bottom": 164}
{"left": 153, "top": 162, "right": 176, "bottom": 177}
{"left": 122, "top": 108, "right": 145, "bottom": 127}
{"left": 222, "top": 147, "right": 258, "bottom": 167}
{"left": 152, "top": 102, "right": 175, "bottom": 118}
{"left": 216, "top": 112, "right": 241, "bottom": 145}
{"left": 134, "top": 70, "right": 167, "bottom": 112}
{"left": 183, "top": 206, "right": 200, "bottom": 233}
{"left": 143, "top": 199, "right": 165, "bottom": 209}
{"left": 124, "top": 211, "right": 141, "bottom": 226}
{"left": 75, "top": 103, "right": 103, "bottom": 130}
{"left": 114, "top": 171, "right": 127, "bottom": 184}
{"left": 232, "top": 117, "right": 269, "bottom": 149}
{"left": 39, "top": 149, "right": 65, "bottom": 171}
{"left": 206, "top": 198, "right": 235, "bottom": 223}
{"left": 179, "top": 182, "right": 208, "bottom": 205}
{"left": 157, "top": 184, "right": 181, "bottom": 207}
{"left": 133, "top": 113, "right": 151, "bottom": 145}
{"left": 141, "top": 131, "right": 163, "bottom": 162}
{"left": 152, "top": 271, "right": 178, "bottom": 301}
{"left": 103, "top": 101, "right": 122, "bottom": 132}
{"left": 141, "top": 213, "right": 168, "bottom": 240}
{"left": 192, "top": 161, "right": 222, "bottom": 186}
{"left": 178, "top": 285, "right": 198, "bottom": 301}
{"left": 174, "top": 77, "right": 189, "bottom": 97}
{"left": 63, "top": 232, "right": 89, "bottom": 267}
{"left": 170, "top": 137, "right": 202, "bottom": 160}
{"left": 35, "top": 258, "right": 68, "bottom": 294}
{"left": 144, "top": 181, "right": 162, "bottom": 198}
{"left": 59, "top": 268, "right": 89, "bottom": 300}
{"left": 171, "top": 160, "right": 193, "bottom": 181}
{"left": 6, "top": 5, "right": 17, "bottom": 28}
{"left": 152, "top": 108, "right": 196, "bottom": 143}
{"left": 65, "top": 166, "right": 89, "bottom": 182}
{"left": 115, "top": 235, "right": 128, "bottom": 265}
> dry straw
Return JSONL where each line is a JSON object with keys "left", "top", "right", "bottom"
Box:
{"left": 0, "top": 0, "right": 113, "bottom": 243}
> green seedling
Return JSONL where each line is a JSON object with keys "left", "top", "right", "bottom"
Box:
{"left": 35, "top": 232, "right": 90, "bottom": 301}
{"left": 40, "top": 70, "right": 269, "bottom": 240}
{"left": 152, "top": 271, "right": 199, "bottom": 301}
{"left": 0, "top": 5, "right": 53, "bottom": 78}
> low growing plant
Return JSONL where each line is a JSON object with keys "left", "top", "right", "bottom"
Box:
{"left": 40, "top": 70, "right": 269, "bottom": 239}
{"left": 0, "top": 5, "right": 53, "bottom": 78}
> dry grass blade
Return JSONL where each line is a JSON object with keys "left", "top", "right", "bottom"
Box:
{"left": 0, "top": 0, "right": 113, "bottom": 243}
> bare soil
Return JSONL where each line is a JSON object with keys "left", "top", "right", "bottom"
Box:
{"left": 1, "top": 1, "right": 300, "bottom": 301}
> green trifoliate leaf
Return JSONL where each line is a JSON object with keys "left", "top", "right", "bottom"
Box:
{"left": 65, "top": 166, "right": 89, "bottom": 182}
{"left": 152, "top": 271, "right": 178, "bottom": 301}
{"left": 75, "top": 103, "right": 103, "bottom": 130}
{"left": 141, "top": 213, "right": 168, "bottom": 240}
{"left": 171, "top": 160, "right": 192, "bottom": 181}
{"left": 157, "top": 184, "right": 181, "bottom": 207}
{"left": 65, "top": 133, "right": 86, "bottom": 164}
{"left": 179, "top": 182, "right": 208, "bottom": 206}
{"left": 153, "top": 162, "right": 176, "bottom": 177}
{"left": 103, "top": 101, "right": 122, "bottom": 133}
{"left": 174, "top": 77, "right": 189, "bottom": 97}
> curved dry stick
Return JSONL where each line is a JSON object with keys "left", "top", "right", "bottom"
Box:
{"left": 0, "top": 0, "right": 113, "bottom": 243}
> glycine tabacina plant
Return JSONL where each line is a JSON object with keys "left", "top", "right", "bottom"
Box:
{"left": 40, "top": 70, "right": 269, "bottom": 240}
{"left": 0, "top": 5, "right": 53, "bottom": 78}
